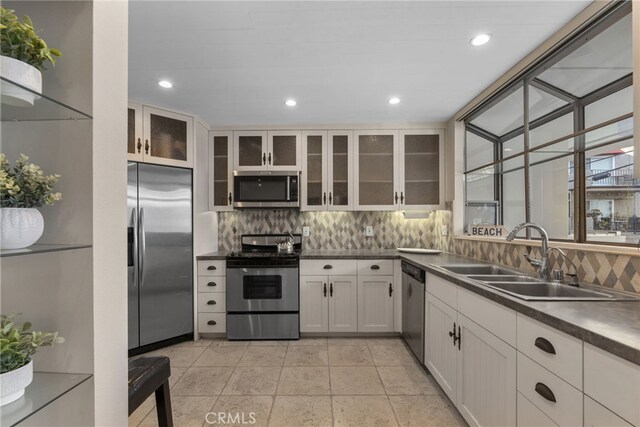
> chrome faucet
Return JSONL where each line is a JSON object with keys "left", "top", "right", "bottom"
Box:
{"left": 547, "top": 247, "right": 580, "bottom": 286}
{"left": 505, "top": 223, "right": 550, "bottom": 280}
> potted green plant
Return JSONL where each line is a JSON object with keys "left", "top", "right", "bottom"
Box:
{"left": 0, "top": 153, "right": 62, "bottom": 249}
{"left": 0, "top": 7, "right": 61, "bottom": 106}
{"left": 0, "top": 314, "right": 64, "bottom": 406}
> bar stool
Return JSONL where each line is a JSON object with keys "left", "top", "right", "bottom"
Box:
{"left": 128, "top": 356, "right": 173, "bottom": 427}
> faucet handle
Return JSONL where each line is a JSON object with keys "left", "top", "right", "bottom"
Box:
{"left": 523, "top": 253, "right": 542, "bottom": 268}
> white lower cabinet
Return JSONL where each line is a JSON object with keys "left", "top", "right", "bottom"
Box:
{"left": 425, "top": 274, "right": 516, "bottom": 427}
{"left": 425, "top": 292, "right": 458, "bottom": 403}
{"left": 584, "top": 396, "right": 633, "bottom": 427}
{"left": 300, "top": 274, "right": 357, "bottom": 332}
{"left": 357, "top": 275, "right": 394, "bottom": 332}
{"left": 457, "top": 314, "right": 516, "bottom": 427}
{"left": 196, "top": 260, "right": 226, "bottom": 335}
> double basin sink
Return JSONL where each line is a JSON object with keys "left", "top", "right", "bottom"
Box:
{"left": 435, "top": 264, "right": 638, "bottom": 301}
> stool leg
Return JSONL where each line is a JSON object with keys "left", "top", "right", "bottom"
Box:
{"left": 155, "top": 381, "right": 173, "bottom": 427}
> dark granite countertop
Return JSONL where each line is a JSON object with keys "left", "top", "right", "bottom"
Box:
{"left": 196, "top": 251, "right": 229, "bottom": 260}
{"left": 301, "top": 249, "right": 402, "bottom": 259}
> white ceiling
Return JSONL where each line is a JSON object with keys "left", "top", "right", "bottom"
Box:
{"left": 128, "top": 1, "right": 591, "bottom": 127}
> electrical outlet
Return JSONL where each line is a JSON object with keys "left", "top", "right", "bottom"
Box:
{"left": 442, "top": 225, "right": 448, "bottom": 236}
{"left": 303, "top": 226, "right": 310, "bottom": 237}
{"left": 365, "top": 226, "right": 374, "bottom": 237}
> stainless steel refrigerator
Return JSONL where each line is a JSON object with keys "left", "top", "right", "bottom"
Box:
{"left": 128, "top": 162, "right": 193, "bottom": 351}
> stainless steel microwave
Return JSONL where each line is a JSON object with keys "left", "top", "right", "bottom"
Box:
{"left": 233, "top": 171, "right": 299, "bottom": 208}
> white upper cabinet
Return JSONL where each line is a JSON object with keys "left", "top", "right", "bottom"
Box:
{"left": 128, "top": 103, "right": 194, "bottom": 168}
{"left": 354, "top": 130, "right": 400, "bottom": 210}
{"left": 209, "top": 131, "right": 234, "bottom": 211}
{"left": 398, "top": 130, "right": 445, "bottom": 209}
{"left": 233, "top": 130, "right": 301, "bottom": 171}
{"left": 301, "top": 131, "right": 354, "bottom": 211}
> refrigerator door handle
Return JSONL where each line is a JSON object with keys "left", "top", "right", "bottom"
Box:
{"left": 131, "top": 208, "right": 138, "bottom": 288}
{"left": 139, "top": 207, "right": 146, "bottom": 286}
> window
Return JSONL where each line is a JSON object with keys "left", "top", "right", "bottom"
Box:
{"left": 464, "top": 3, "right": 635, "bottom": 245}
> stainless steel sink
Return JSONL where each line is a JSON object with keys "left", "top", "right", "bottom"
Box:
{"left": 480, "top": 281, "right": 619, "bottom": 301}
{"left": 467, "top": 275, "right": 542, "bottom": 283}
{"left": 438, "top": 264, "right": 518, "bottom": 276}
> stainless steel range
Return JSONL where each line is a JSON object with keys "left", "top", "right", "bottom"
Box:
{"left": 226, "top": 234, "right": 302, "bottom": 340}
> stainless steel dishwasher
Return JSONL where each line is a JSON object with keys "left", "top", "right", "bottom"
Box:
{"left": 401, "top": 261, "right": 426, "bottom": 363}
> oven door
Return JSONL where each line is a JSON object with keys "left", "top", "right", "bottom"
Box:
{"left": 227, "top": 266, "right": 299, "bottom": 312}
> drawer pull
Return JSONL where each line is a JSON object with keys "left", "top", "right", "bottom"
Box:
{"left": 371, "top": 265, "right": 380, "bottom": 270}
{"left": 323, "top": 264, "right": 333, "bottom": 270}
{"left": 535, "top": 382, "right": 556, "bottom": 403}
{"left": 207, "top": 265, "right": 217, "bottom": 271}
{"left": 534, "top": 337, "right": 556, "bottom": 355}
{"left": 207, "top": 282, "right": 217, "bottom": 287}
{"left": 207, "top": 320, "right": 217, "bottom": 326}
{"left": 207, "top": 300, "right": 217, "bottom": 305}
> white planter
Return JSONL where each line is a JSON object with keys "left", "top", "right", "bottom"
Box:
{"left": 0, "top": 360, "right": 33, "bottom": 406}
{"left": 0, "top": 56, "right": 42, "bottom": 107}
{"left": 0, "top": 208, "right": 44, "bottom": 249}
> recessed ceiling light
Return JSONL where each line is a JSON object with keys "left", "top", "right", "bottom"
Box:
{"left": 285, "top": 99, "right": 297, "bottom": 107}
{"left": 158, "top": 80, "right": 173, "bottom": 88}
{"left": 388, "top": 97, "right": 400, "bottom": 105}
{"left": 470, "top": 33, "right": 492, "bottom": 46}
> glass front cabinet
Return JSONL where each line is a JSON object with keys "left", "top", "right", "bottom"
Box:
{"left": 234, "top": 130, "right": 301, "bottom": 171}
{"left": 127, "top": 102, "right": 194, "bottom": 168}
{"left": 354, "top": 130, "right": 444, "bottom": 210}
{"left": 209, "top": 131, "right": 234, "bottom": 211}
{"left": 301, "top": 131, "right": 353, "bottom": 211}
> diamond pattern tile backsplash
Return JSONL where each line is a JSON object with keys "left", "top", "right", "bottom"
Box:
{"left": 218, "top": 210, "right": 452, "bottom": 251}
{"left": 218, "top": 210, "right": 640, "bottom": 294}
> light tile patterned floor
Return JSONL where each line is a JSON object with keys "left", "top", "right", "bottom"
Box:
{"left": 129, "top": 337, "right": 466, "bottom": 427}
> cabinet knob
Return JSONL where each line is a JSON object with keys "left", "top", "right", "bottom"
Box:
{"left": 388, "top": 282, "right": 393, "bottom": 297}
{"left": 207, "top": 265, "right": 217, "bottom": 271}
{"left": 371, "top": 265, "right": 380, "bottom": 270}
{"left": 323, "top": 283, "right": 327, "bottom": 297}
{"left": 323, "top": 264, "right": 333, "bottom": 270}
{"left": 535, "top": 382, "right": 556, "bottom": 403}
{"left": 263, "top": 153, "right": 266, "bottom": 165}
{"left": 329, "top": 283, "right": 333, "bottom": 297}
{"left": 394, "top": 192, "right": 398, "bottom": 203}
{"left": 323, "top": 192, "right": 327, "bottom": 204}
{"left": 207, "top": 282, "right": 217, "bottom": 287}
{"left": 207, "top": 300, "right": 217, "bottom": 305}
{"left": 144, "top": 139, "right": 150, "bottom": 155}
{"left": 329, "top": 192, "right": 332, "bottom": 204}
{"left": 207, "top": 320, "right": 217, "bottom": 326}
{"left": 400, "top": 192, "right": 404, "bottom": 204}
{"left": 228, "top": 193, "right": 232, "bottom": 204}
{"left": 534, "top": 337, "right": 556, "bottom": 355}
{"left": 137, "top": 138, "right": 142, "bottom": 153}
{"left": 268, "top": 152, "right": 272, "bottom": 165}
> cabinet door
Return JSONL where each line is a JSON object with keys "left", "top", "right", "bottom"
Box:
{"left": 268, "top": 130, "right": 301, "bottom": 170}
{"left": 301, "top": 131, "right": 328, "bottom": 211}
{"left": 328, "top": 131, "right": 353, "bottom": 210}
{"left": 398, "top": 130, "right": 444, "bottom": 209}
{"left": 456, "top": 314, "right": 516, "bottom": 427}
{"left": 357, "top": 276, "right": 394, "bottom": 332}
{"left": 328, "top": 275, "right": 358, "bottom": 332}
{"left": 300, "top": 276, "right": 329, "bottom": 332}
{"left": 142, "top": 106, "right": 194, "bottom": 168}
{"left": 234, "top": 131, "right": 268, "bottom": 170}
{"left": 209, "top": 131, "right": 234, "bottom": 211}
{"left": 354, "top": 130, "right": 398, "bottom": 210}
{"left": 425, "top": 293, "right": 458, "bottom": 403}
{"left": 584, "top": 396, "right": 633, "bottom": 427}
{"left": 128, "top": 102, "right": 143, "bottom": 162}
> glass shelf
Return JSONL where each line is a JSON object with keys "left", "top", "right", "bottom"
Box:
{"left": 1, "top": 244, "right": 92, "bottom": 258}
{"left": 1, "top": 77, "right": 92, "bottom": 122}
{"left": 1, "top": 372, "right": 92, "bottom": 427}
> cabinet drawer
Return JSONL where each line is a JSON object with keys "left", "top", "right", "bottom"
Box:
{"left": 197, "top": 276, "right": 226, "bottom": 293}
{"left": 357, "top": 259, "right": 393, "bottom": 275}
{"left": 198, "top": 313, "right": 226, "bottom": 333}
{"left": 197, "top": 260, "right": 226, "bottom": 276}
{"left": 517, "top": 392, "right": 558, "bottom": 427}
{"left": 517, "top": 314, "right": 582, "bottom": 389}
{"left": 517, "top": 352, "right": 582, "bottom": 427}
{"left": 300, "top": 259, "right": 357, "bottom": 276}
{"left": 584, "top": 395, "right": 633, "bottom": 427}
{"left": 425, "top": 273, "right": 457, "bottom": 309}
{"left": 458, "top": 288, "right": 516, "bottom": 346}
{"left": 584, "top": 343, "right": 640, "bottom": 426}
{"left": 198, "top": 292, "right": 226, "bottom": 313}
